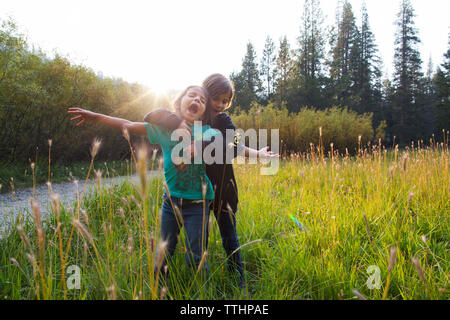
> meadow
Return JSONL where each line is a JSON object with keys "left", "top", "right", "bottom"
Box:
{"left": 0, "top": 139, "right": 448, "bottom": 300}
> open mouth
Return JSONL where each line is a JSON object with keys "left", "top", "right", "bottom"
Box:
{"left": 187, "top": 103, "right": 199, "bottom": 115}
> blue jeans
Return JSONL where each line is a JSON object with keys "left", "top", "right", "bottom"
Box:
{"left": 159, "top": 195, "right": 210, "bottom": 274}
{"left": 213, "top": 208, "right": 244, "bottom": 278}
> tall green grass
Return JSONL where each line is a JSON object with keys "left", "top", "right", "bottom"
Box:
{"left": 0, "top": 138, "right": 448, "bottom": 300}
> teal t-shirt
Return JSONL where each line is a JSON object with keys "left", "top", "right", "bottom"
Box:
{"left": 145, "top": 122, "right": 218, "bottom": 200}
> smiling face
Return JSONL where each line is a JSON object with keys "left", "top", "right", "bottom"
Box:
{"left": 177, "top": 86, "right": 208, "bottom": 125}
{"left": 210, "top": 92, "right": 232, "bottom": 115}
{"left": 202, "top": 74, "right": 234, "bottom": 116}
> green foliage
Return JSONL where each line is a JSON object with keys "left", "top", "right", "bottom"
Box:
{"left": 0, "top": 17, "right": 169, "bottom": 164}
{"left": 230, "top": 103, "right": 375, "bottom": 154}
{"left": 433, "top": 41, "right": 450, "bottom": 135}
{"left": 230, "top": 0, "right": 446, "bottom": 146}
{"left": 231, "top": 42, "right": 262, "bottom": 111}
{"left": 391, "top": 0, "right": 425, "bottom": 144}
{"left": 260, "top": 36, "right": 276, "bottom": 100}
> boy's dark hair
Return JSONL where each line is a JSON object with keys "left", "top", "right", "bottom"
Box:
{"left": 202, "top": 74, "right": 234, "bottom": 109}
{"left": 173, "top": 85, "right": 213, "bottom": 125}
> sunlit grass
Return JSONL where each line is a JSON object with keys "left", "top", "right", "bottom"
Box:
{"left": 0, "top": 139, "right": 448, "bottom": 300}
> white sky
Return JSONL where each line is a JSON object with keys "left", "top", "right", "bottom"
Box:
{"left": 2, "top": 0, "right": 449, "bottom": 92}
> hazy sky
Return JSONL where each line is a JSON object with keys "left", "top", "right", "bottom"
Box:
{"left": 2, "top": 0, "right": 449, "bottom": 92}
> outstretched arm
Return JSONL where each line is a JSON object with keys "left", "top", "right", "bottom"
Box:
{"left": 218, "top": 114, "right": 280, "bottom": 160}
{"left": 68, "top": 108, "right": 147, "bottom": 136}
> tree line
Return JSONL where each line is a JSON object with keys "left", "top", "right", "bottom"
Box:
{"left": 0, "top": 18, "right": 175, "bottom": 163}
{"left": 1, "top": 0, "right": 449, "bottom": 164}
{"left": 230, "top": 0, "right": 449, "bottom": 146}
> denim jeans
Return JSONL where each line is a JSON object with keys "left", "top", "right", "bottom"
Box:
{"left": 213, "top": 208, "right": 244, "bottom": 279}
{"left": 159, "top": 195, "right": 210, "bottom": 274}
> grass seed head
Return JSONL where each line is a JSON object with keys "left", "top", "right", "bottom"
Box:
{"left": 46, "top": 181, "right": 52, "bottom": 195}
{"left": 26, "top": 253, "right": 38, "bottom": 277}
{"left": 412, "top": 257, "right": 427, "bottom": 283}
{"left": 91, "top": 138, "right": 102, "bottom": 158}
{"left": 137, "top": 147, "right": 148, "bottom": 191}
{"left": 81, "top": 210, "right": 89, "bottom": 226}
{"left": 50, "top": 193, "right": 60, "bottom": 219}
{"left": 30, "top": 198, "right": 41, "bottom": 228}
{"left": 73, "top": 218, "right": 94, "bottom": 245}
{"left": 107, "top": 285, "right": 116, "bottom": 300}
{"left": 407, "top": 192, "right": 415, "bottom": 205}
{"left": 388, "top": 247, "right": 397, "bottom": 272}
{"left": 352, "top": 288, "right": 367, "bottom": 300}
{"left": 197, "top": 250, "right": 208, "bottom": 273}
{"left": 156, "top": 241, "right": 168, "bottom": 271}
{"left": 17, "top": 225, "right": 32, "bottom": 252}
{"left": 9, "top": 257, "right": 21, "bottom": 269}
{"left": 160, "top": 287, "right": 167, "bottom": 300}
{"left": 122, "top": 127, "right": 130, "bottom": 142}
{"left": 420, "top": 235, "right": 427, "bottom": 244}
{"left": 202, "top": 181, "right": 207, "bottom": 199}
{"left": 127, "top": 235, "right": 134, "bottom": 253}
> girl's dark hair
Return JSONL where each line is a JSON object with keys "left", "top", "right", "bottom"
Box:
{"left": 173, "top": 85, "right": 213, "bottom": 125}
{"left": 202, "top": 74, "right": 234, "bottom": 109}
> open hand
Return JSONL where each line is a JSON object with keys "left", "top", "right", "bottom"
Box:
{"left": 68, "top": 108, "right": 98, "bottom": 126}
{"left": 258, "top": 146, "right": 280, "bottom": 159}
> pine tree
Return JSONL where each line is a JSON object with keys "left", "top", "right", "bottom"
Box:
{"left": 329, "top": 0, "right": 359, "bottom": 109}
{"left": 230, "top": 42, "right": 262, "bottom": 110}
{"left": 260, "top": 36, "right": 276, "bottom": 101}
{"left": 392, "top": 0, "right": 424, "bottom": 144}
{"left": 355, "top": 1, "right": 382, "bottom": 115}
{"left": 274, "top": 36, "right": 294, "bottom": 108}
{"left": 433, "top": 37, "right": 450, "bottom": 134}
{"left": 294, "top": 0, "right": 326, "bottom": 108}
{"left": 242, "top": 41, "right": 262, "bottom": 98}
